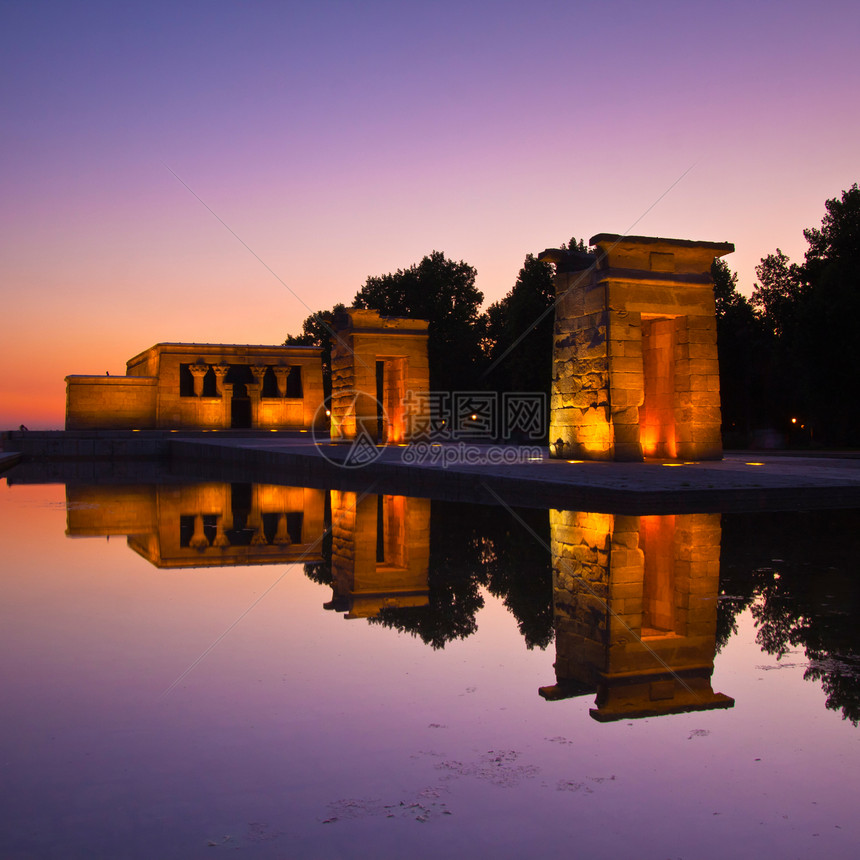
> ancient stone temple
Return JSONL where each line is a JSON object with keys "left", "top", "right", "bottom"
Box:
{"left": 330, "top": 309, "right": 430, "bottom": 443}
{"left": 65, "top": 343, "right": 325, "bottom": 431}
{"left": 326, "top": 490, "right": 430, "bottom": 618}
{"left": 541, "top": 235, "right": 734, "bottom": 461}
{"left": 540, "top": 510, "right": 733, "bottom": 721}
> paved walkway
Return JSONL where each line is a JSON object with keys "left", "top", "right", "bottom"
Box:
{"left": 6, "top": 429, "right": 860, "bottom": 512}
{"left": 171, "top": 436, "right": 860, "bottom": 513}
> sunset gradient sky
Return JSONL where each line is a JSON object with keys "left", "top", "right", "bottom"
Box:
{"left": 2, "top": 0, "right": 858, "bottom": 427}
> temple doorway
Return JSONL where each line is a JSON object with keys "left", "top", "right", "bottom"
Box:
{"left": 231, "top": 382, "right": 251, "bottom": 428}
{"left": 640, "top": 317, "right": 678, "bottom": 459}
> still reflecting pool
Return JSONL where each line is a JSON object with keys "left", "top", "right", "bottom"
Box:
{"left": 1, "top": 477, "right": 859, "bottom": 858}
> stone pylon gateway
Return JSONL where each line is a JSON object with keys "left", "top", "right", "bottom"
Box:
{"left": 541, "top": 234, "right": 734, "bottom": 462}
{"left": 330, "top": 308, "right": 430, "bottom": 444}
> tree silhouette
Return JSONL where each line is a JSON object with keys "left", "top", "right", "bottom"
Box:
{"left": 483, "top": 253, "right": 555, "bottom": 397}
{"left": 745, "top": 183, "right": 860, "bottom": 445}
{"left": 354, "top": 251, "right": 484, "bottom": 392}
{"left": 719, "top": 509, "right": 860, "bottom": 724}
{"left": 283, "top": 303, "right": 346, "bottom": 400}
{"left": 712, "top": 258, "right": 768, "bottom": 445}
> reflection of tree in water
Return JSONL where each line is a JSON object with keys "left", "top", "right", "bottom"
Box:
{"left": 480, "top": 509, "right": 554, "bottom": 649}
{"left": 370, "top": 501, "right": 553, "bottom": 650}
{"left": 718, "top": 509, "right": 860, "bottom": 724}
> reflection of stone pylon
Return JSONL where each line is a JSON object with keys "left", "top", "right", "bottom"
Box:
{"left": 344, "top": 427, "right": 382, "bottom": 467}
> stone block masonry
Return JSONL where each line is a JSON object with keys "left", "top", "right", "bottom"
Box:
{"left": 542, "top": 235, "right": 733, "bottom": 462}
{"left": 66, "top": 343, "right": 324, "bottom": 432}
{"left": 543, "top": 510, "right": 733, "bottom": 721}
{"left": 330, "top": 309, "right": 430, "bottom": 444}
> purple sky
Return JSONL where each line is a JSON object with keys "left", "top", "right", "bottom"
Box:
{"left": 2, "top": 0, "right": 858, "bottom": 426}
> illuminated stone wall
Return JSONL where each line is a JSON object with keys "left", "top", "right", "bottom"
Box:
{"left": 65, "top": 375, "right": 158, "bottom": 430}
{"left": 329, "top": 490, "right": 430, "bottom": 618}
{"left": 544, "top": 235, "right": 733, "bottom": 461}
{"left": 66, "top": 343, "right": 324, "bottom": 431}
{"left": 542, "top": 509, "right": 733, "bottom": 721}
{"left": 330, "top": 309, "right": 429, "bottom": 443}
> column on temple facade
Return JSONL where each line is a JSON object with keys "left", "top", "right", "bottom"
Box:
{"left": 220, "top": 383, "right": 233, "bottom": 428}
{"left": 273, "top": 367, "right": 290, "bottom": 398}
{"left": 250, "top": 366, "right": 268, "bottom": 389}
{"left": 212, "top": 364, "right": 230, "bottom": 396}
{"left": 189, "top": 364, "right": 209, "bottom": 398}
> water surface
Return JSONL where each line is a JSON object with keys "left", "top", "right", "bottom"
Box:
{"left": 1, "top": 477, "right": 858, "bottom": 859}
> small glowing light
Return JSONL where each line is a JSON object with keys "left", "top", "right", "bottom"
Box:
{"left": 527, "top": 456, "right": 544, "bottom": 461}
{"left": 566, "top": 459, "right": 584, "bottom": 464}
{"left": 801, "top": 424, "right": 805, "bottom": 429}
{"left": 745, "top": 462, "right": 765, "bottom": 466}
{"left": 662, "top": 463, "right": 683, "bottom": 467}
{"left": 325, "top": 410, "right": 331, "bottom": 417}
{"left": 791, "top": 417, "right": 797, "bottom": 424}
{"left": 270, "top": 429, "right": 277, "bottom": 432}
{"left": 170, "top": 429, "right": 177, "bottom": 433}
{"left": 300, "top": 430, "right": 308, "bottom": 433}
{"left": 683, "top": 461, "right": 700, "bottom": 465}
{"left": 470, "top": 413, "right": 478, "bottom": 421}
{"left": 132, "top": 429, "right": 140, "bottom": 432}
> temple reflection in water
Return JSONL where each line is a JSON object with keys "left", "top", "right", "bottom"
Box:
{"left": 65, "top": 483, "right": 325, "bottom": 567}
{"left": 64, "top": 482, "right": 431, "bottom": 620}
{"left": 326, "top": 490, "right": 430, "bottom": 618}
{"left": 541, "top": 510, "right": 733, "bottom": 721}
{"left": 63, "top": 481, "right": 731, "bottom": 721}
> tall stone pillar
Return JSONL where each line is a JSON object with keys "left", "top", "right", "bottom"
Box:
{"left": 542, "top": 235, "right": 733, "bottom": 461}
{"left": 247, "top": 382, "right": 262, "bottom": 427}
{"left": 220, "top": 382, "right": 233, "bottom": 428}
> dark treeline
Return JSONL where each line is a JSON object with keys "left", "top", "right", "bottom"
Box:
{"left": 285, "top": 242, "right": 585, "bottom": 410}
{"left": 287, "top": 184, "right": 860, "bottom": 448}
{"left": 716, "top": 508, "right": 860, "bottom": 725}
{"left": 717, "top": 183, "right": 860, "bottom": 448}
